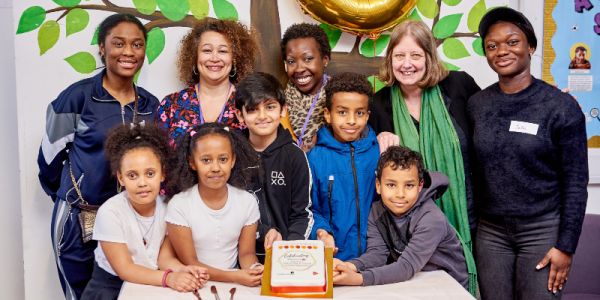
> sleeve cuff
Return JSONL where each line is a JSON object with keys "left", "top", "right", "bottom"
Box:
{"left": 360, "top": 270, "right": 374, "bottom": 286}
{"left": 347, "top": 259, "right": 366, "bottom": 272}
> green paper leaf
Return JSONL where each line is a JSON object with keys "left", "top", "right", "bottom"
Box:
{"left": 146, "top": 27, "right": 165, "bottom": 64}
{"left": 443, "top": 61, "right": 461, "bottom": 71}
{"left": 367, "top": 75, "right": 386, "bottom": 93}
{"left": 472, "top": 37, "right": 484, "bottom": 56}
{"left": 467, "top": 0, "right": 486, "bottom": 32}
{"left": 66, "top": 8, "right": 89, "bottom": 37}
{"left": 38, "top": 20, "right": 60, "bottom": 55}
{"left": 16, "top": 6, "right": 46, "bottom": 34}
{"left": 64, "top": 51, "right": 96, "bottom": 74}
{"left": 417, "top": 0, "right": 439, "bottom": 19}
{"left": 360, "top": 35, "right": 390, "bottom": 58}
{"left": 189, "top": 0, "right": 209, "bottom": 19}
{"left": 133, "top": 0, "right": 157, "bottom": 15}
{"left": 91, "top": 26, "right": 99, "bottom": 45}
{"left": 52, "top": 0, "right": 81, "bottom": 7}
{"left": 442, "top": 38, "right": 470, "bottom": 59}
{"left": 432, "top": 13, "right": 462, "bottom": 39}
{"left": 319, "top": 24, "right": 342, "bottom": 50}
{"left": 134, "top": 69, "right": 141, "bottom": 83}
{"left": 157, "top": 0, "right": 189, "bottom": 21}
{"left": 213, "top": 0, "right": 238, "bottom": 20}
{"left": 408, "top": 8, "right": 421, "bottom": 21}
{"left": 442, "top": 0, "right": 461, "bottom": 6}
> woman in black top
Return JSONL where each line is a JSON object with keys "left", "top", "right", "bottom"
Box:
{"left": 469, "top": 7, "right": 588, "bottom": 300}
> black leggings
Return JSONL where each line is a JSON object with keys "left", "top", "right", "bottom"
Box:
{"left": 81, "top": 262, "right": 124, "bottom": 300}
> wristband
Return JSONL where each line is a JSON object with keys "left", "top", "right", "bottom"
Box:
{"left": 162, "top": 269, "right": 173, "bottom": 288}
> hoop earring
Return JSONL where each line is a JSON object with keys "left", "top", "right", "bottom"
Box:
{"left": 229, "top": 65, "right": 237, "bottom": 78}
{"left": 193, "top": 66, "right": 198, "bottom": 75}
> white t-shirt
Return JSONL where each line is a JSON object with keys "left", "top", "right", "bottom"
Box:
{"left": 166, "top": 184, "right": 260, "bottom": 270}
{"left": 93, "top": 192, "right": 167, "bottom": 276}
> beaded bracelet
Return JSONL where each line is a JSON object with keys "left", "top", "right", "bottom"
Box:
{"left": 161, "top": 269, "right": 173, "bottom": 288}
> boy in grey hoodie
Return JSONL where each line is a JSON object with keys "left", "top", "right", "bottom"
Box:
{"left": 332, "top": 146, "right": 468, "bottom": 289}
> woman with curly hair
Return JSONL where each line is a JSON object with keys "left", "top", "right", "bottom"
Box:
{"left": 280, "top": 23, "right": 331, "bottom": 151}
{"left": 157, "top": 18, "right": 259, "bottom": 146}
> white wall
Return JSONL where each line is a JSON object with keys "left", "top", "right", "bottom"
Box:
{"left": 0, "top": 0, "right": 24, "bottom": 299}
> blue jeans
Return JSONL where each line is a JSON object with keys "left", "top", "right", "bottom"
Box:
{"left": 476, "top": 211, "right": 561, "bottom": 300}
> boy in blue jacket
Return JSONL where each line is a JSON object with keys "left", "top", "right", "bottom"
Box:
{"left": 308, "top": 72, "right": 379, "bottom": 260}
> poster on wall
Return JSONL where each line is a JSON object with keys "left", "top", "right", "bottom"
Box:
{"left": 543, "top": 0, "right": 600, "bottom": 182}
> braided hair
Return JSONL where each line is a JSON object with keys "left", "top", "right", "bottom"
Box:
{"left": 168, "top": 123, "right": 261, "bottom": 198}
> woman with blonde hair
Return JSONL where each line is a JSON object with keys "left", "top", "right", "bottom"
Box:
{"left": 157, "top": 18, "right": 259, "bottom": 145}
{"left": 368, "top": 20, "right": 479, "bottom": 294}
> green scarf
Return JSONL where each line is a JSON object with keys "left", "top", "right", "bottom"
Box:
{"left": 391, "top": 84, "right": 477, "bottom": 295}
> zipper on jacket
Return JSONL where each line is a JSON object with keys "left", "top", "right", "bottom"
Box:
{"left": 120, "top": 106, "right": 126, "bottom": 124}
{"left": 327, "top": 175, "right": 334, "bottom": 224}
{"left": 350, "top": 145, "right": 361, "bottom": 255}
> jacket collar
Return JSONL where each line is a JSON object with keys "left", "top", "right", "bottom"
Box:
{"left": 314, "top": 125, "right": 378, "bottom": 154}
{"left": 90, "top": 69, "right": 153, "bottom": 115}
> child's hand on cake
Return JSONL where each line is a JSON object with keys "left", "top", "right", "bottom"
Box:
{"left": 332, "top": 263, "right": 363, "bottom": 286}
{"left": 316, "top": 229, "right": 338, "bottom": 254}
{"left": 233, "top": 269, "right": 263, "bottom": 287}
{"left": 264, "top": 228, "right": 283, "bottom": 249}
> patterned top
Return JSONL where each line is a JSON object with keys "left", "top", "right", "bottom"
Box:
{"left": 157, "top": 85, "right": 245, "bottom": 146}
{"left": 284, "top": 79, "right": 328, "bottom": 151}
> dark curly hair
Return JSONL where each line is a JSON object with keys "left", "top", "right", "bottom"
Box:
{"left": 280, "top": 23, "right": 331, "bottom": 61}
{"left": 325, "top": 72, "right": 373, "bottom": 109}
{"left": 168, "top": 122, "right": 261, "bottom": 198}
{"left": 97, "top": 13, "right": 147, "bottom": 65}
{"left": 376, "top": 146, "right": 425, "bottom": 182}
{"left": 177, "top": 18, "right": 259, "bottom": 86}
{"left": 104, "top": 124, "right": 175, "bottom": 198}
{"left": 234, "top": 72, "right": 285, "bottom": 111}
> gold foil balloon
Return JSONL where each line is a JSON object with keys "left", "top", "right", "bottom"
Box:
{"left": 297, "top": 0, "right": 417, "bottom": 38}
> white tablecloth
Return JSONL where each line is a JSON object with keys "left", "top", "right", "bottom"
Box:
{"left": 118, "top": 270, "right": 474, "bottom": 300}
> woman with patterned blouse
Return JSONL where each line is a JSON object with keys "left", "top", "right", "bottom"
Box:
{"left": 157, "top": 18, "right": 259, "bottom": 146}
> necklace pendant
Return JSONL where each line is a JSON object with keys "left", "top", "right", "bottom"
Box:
{"left": 143, "top": 238, "right": 147, "bottom": 246}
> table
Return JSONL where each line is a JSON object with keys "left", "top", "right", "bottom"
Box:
{"left": 118, "top": 270, "right": 475, "bottom": 300}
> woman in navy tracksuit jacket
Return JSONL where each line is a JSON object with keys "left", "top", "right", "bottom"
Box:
{"left": 37, "top": 14, "right": 159, "bottom": 300}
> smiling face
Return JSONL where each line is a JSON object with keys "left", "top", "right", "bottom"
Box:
{"left": 99, "top": 22, "right": 146, "bottom": 81}
{"left": 323, "top": 92, "right": 370, "bottom": 143}
{"left": 484, "top": 21, "right": 534, "bottom": 79}
{"left": 391, "top": 35, "right": 426, "bottom": 89}
{"left": 376, "top": 164, "right": 423, "bottom": 217}
{"left": 196, "top": 31, "right": 233, "bottom": 85}
{"left": 117, "top": 147, "right": 164, "bottom": 209}
{"left": 237, "top": 99, "right": 286, "bottom": 143}
{"left": 189, "top": 134, "right": 235, "bottom": 192}
{"left": 284, "top": 37, "right": 330, "bottom": 95}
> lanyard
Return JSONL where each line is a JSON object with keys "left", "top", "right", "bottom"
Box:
{"left": 298, "top": 75, "right": 328, "bottom": 147}
{"left": 196, "top": 82, "right": 232, "bottom": 124}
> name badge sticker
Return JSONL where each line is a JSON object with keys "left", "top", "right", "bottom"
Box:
{"left": 509, "top": 121, "right": 539, "bottom": 135}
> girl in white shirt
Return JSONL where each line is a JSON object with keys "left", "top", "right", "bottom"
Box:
{"left": 166, "top": 123, "right": 263, "bottom": 287}
{"left": 82, "top": 124, "right": 208, "bottom": 300}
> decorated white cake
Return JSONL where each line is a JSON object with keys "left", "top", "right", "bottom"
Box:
{"left": 271, "top": 240, "right": 326, "bottom": 293}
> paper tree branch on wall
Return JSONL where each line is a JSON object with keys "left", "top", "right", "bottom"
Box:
{"left": 16, "top": 0, "right": 490, "bottom": 87}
